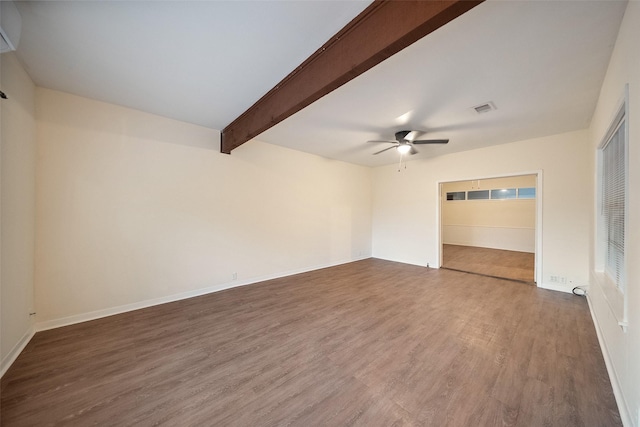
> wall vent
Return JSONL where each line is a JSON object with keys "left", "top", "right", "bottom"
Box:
{"left": 472, "top": 102, "right": 496, "bottom": 114}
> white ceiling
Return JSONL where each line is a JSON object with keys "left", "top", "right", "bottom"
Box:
{"left": 13, "top": 0, "right": 371, "bottom": 129}
{"left": 13, "top": 1, "right": 627, "bottom": 167}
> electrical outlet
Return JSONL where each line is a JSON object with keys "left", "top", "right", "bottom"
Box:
{"left": 232, "top": 272, "right": 237, "bottom": 280}
{"left": 549, "top": 276, "right": 568, "bottom": 285}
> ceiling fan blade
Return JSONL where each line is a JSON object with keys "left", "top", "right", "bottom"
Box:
{"left": 409, "top": 145, "right": 418, "bottom": 155}
{"left": 367, "top": 140, "right": 397, "bottom": 143}
{"left": 412, "top": 139, "right": 449, "bottom": 144}
{"left": 373, "top": 145, "right": 398, "bottom": 155}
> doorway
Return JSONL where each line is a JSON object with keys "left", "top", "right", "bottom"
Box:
{"left": 439, "top": 174, "right": 540, "bottom": 284}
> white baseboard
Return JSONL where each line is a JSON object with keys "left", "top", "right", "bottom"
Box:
{"left": 585, "top": 292, "right": 634, "bottom": 427}
{"left": 35, "top": 255, "right": 371, "bottom": 332}
{"left": 1, "top": 326, "right": 36, "bottom": 378}
{"left": 368, "top": 255, "right": 437, "bottom": 269}
{"left": 537, "top": 281, "right": 573, "bottom": 293}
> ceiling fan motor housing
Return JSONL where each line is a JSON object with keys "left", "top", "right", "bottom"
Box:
{"left": 367, "top": 130, "right": 448, "bottom": 155}
{"left": 395, "top": 130, "right": 412, "bottom": 141}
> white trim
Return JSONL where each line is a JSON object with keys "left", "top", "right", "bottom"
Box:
{"left": 592, "top": 270, "right": 626, "bottom": 330}
{"left": 437, "top": 170, "right": 543, "bottom": 185}
{"left": 35, "top": 255, "right": 370, "bottom": 332}
{"left": 585, "top": 291, "right": 633, "bottom": 427}
{"left": 597, "top": 85, "right": 628, "bottom": 150}
{"left": 535, "top": 171, "right": 543, "bottom": 286}
{"left": 594, "top": 84, "right": 629, "bottom": 326}
{"left": 438, "top": 183, "right": 443, "bottom": 268}
{"left": 372, "top": 255, "right": 439, "bottom": 270}
{"left": 537, "top": 282, "right": 573, "bottom": 294}
{"left": 1, "top": 326, "right": 36, "bottom": 378}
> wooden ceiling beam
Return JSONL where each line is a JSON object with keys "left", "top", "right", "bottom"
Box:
{"left": 221, "top": 0, "right": 484, "bottom": 154}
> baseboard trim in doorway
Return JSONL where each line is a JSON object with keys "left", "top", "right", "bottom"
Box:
{"left": 440, "top": 266, "right": 536, "bottom": 286}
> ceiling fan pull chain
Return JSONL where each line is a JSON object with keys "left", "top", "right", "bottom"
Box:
{"left": 397, "top": 153, "right": 408, "bottom": 171}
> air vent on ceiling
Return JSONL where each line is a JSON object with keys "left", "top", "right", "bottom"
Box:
{"left": 472, "top": 102, "right": 496, "bottom": 114}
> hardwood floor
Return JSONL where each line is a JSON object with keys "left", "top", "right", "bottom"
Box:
{"left": 442, "top": 244, "right": 535, "bottom": 283}
{"left": 1, "top": 259, "right": 620, "bottom": 426}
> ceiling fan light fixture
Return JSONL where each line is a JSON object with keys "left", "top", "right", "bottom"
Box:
{"left": 397, "top": 144, "right": 411, "bottom": 154}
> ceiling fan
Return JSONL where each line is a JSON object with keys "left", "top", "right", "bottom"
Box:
{"left": 367, "top": 130, "right": 448, "bottom": 155}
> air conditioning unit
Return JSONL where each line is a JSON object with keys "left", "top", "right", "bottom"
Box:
{"left": 0, "top": 1, "right": 21, "bottom": 53}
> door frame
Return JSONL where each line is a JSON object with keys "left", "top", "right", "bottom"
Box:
{"left": 437, "top": 170, "right": 543, "bottom": 285}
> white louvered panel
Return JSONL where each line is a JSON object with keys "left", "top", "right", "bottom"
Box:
{"left": 602, "top": 118, "right": 626, "bottom": 293}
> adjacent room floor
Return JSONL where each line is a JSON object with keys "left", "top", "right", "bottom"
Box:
{"left": 442, "top": 244, "right": 535, "bottom": 283}
{"left": 1, "top": 259, "right": 619, "bottom": 426}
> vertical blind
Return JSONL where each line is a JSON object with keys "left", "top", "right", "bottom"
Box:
{"left": 602, "top": 118, "right": 626, "bottom": 293}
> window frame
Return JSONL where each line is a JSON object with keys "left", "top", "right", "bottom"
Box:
{"left": 446, "top": 191, "right": 466, "bottom": 201}
{"left": 467, "top": 190, "right": 490, "bottom": 200}
{"left": 595, "top": 85, "right": 629, "bottom": 329}
{"left": 490, "top": 188, "right": 517, "bottom": 200}
{"left": 602, "top": 118, "right": 626, "bottom": 291}
{"left": 444, "top": 187, "right": 536, "bottom": 202}
{"left": 517, "top": 187, "right": 536, "bottom": 199}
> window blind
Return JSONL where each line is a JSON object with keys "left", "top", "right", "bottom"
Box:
{"left": 602, "top": 118, "right": 626, "bottom": 293}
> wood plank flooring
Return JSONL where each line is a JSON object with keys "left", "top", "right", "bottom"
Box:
{"left": 442, "top": 244, "right": 535, "bottom": 283}
{"left": 1, "top": 259, "right": 620, "bottom": 426}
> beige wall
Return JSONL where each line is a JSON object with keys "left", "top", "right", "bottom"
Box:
{"left": 35, "top": 88, "right": 372, "bottom": 326}
{"left": 372, "top": 129, "right": 591, "bottom": 291}
{"left": 1, "top": 53, "right": 36, "bottom": 373}
{"left": 442, "top": 176, "right": 536, "bottom": 252}
{"left": 587, "top": 2, "right": 640, "bottom": 425}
